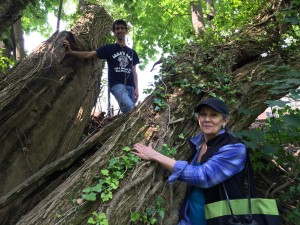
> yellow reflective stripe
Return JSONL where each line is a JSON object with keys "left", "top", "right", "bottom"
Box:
{"left": 205, "top": 198, "right": 279, "bottom": 219}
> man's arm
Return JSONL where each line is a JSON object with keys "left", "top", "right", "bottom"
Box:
{"left": 132, "top": 65, "right": 139, "bottom": 101}
{"left": 63, "top": 40, "right": 97, "bottom": 58}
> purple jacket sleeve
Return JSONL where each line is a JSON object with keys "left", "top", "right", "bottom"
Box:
{"left": 168, "top": 143, "right": 246, "bottom": 188}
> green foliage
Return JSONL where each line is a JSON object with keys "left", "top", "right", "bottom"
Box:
{"left": 161, "top": 47, "right": 237, "bottom": 100}
{"left": 234, "top": 97, "right": 300, "bottom": 224}
{"left": 16, "top": 0, "right": 300, "bottom": 70}
{"left": 0, "top": 49, "right": 15, "bottom": 74}
{"left": 88, "top": 211, "right": 109, "bottom": 225}
{"left": 78, "top": 146, "right": 140, "bottom": 223}
{"left": 97, "top": 0, "right": 274, "bottom": 65}
{"left": 152, "top": 75, "right": 169, "bottom": 111}
{"left": 280, "top": 177, "right": 300, "bottom": 225}
{"left": 235, "top": 103, "right": 300, "bottom": 170}
{"left": 159, "top": 144, "right": 177, "bottom": 157}
{"left": 130, "top": 197, "right": 165, "bottom": 224}
{"left": 254, "top": 65, "right": 300, "bottom": 96}
{"left": 81, "top": 146, "right": 140, "bottom": 203}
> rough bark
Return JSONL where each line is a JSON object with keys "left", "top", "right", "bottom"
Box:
{"left": 0, "top": 3, "right": 112, "bottom": 203}
{"left": 1, "top": 1, "right": 299, "bottom": 225}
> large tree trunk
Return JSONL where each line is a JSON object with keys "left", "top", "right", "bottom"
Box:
{"left": 0, "top": 4, "right": 113, "bottom": 218}
{"left": 1, "top": 2, "right": 299, "bottom": 225}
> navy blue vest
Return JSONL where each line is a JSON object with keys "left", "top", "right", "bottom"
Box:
{"left": 189, "top": 132, "right": 247, "bottom": 204}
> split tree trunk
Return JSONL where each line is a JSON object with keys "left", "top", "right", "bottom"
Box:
{"left": 0, "top": 5, "right": 113, "bottom": 223}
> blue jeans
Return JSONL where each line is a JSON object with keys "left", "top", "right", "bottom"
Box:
{"left": 110, "top": 84, "right": 135, "bottom": 113}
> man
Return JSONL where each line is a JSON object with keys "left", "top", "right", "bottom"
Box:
{"left": 63, "top": 19, "right": 140, "bottom": 114}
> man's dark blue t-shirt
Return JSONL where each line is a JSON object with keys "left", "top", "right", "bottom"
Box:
{"left": 96, "top": 44, "right": 140, "bottom": 88}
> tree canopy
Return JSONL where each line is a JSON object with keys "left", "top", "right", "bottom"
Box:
{"left": 2, "top": 0, "right": 299, "bottom": 66}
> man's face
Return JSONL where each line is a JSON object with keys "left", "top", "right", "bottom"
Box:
{"left": 113, "top": 24, "right": 128, "bottom": 40}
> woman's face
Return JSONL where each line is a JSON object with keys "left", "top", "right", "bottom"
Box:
{"left": 197, "top": 106, "right": 228, "bottom": 139}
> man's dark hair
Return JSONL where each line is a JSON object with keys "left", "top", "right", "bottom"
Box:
{"left": 112, "top": 19, "right": 128, "bottom": 31}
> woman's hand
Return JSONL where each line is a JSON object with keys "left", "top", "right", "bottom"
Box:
{"left": 132, "top": 142, "right": 156, "bottom": 161}
{"left": 132, "top": 142, "right": 176, "bottom": 171}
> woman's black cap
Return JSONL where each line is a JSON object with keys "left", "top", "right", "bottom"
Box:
{"left": 194, "top": 97, "right": 229, "bottom": 115}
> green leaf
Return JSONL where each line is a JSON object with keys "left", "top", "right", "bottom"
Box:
{"left": 97, "top": 212, "right": 107, "bottom": 220}
{"left": 101, "top": 191, "right": 113, "bottom": 202}
{"left": 178, "top": 133, "right": 185, "bottom": 139}
{"left": 130, "top": 212, "right": 141, "bottom": 222}
{"left": 261, "top": 144, "right": 278, "bottom": 155}
{"left": 87, "top": 217, "right": 96, "bottom": 224}
{"left": 123, "top": 146, "right": 131, "bottom": 152}
{"left": 157, "top": 208, "right": 165, "bottom": 219}
{"left": 238, "top": 108, "right": 261, "bottom": 115}
{"left": 101, "top": 169, "right": 110, "bottom": 176}
{"left": 82, "top": 186, "right": 92, "bottom": 193}
{"left": 108, "top": 158, "right": 119, "bottom": 168}
{"left": 113, "top": 171, "right": 124, "bottom": 179}
{"left": 149, "top": 217, "right": 157, "bottom": 224}
{"left": 146, "top": 208, "right": 155, "bottom": 215}
{"left": 285, "top": 17, "right": 299, "bottom": 24}
{"left": 156, "top": 196, "right": 164, "bottom": 207}
{"left": 265, "top": 100, "right": 289, "bottom": 108}
{"left": 82, "top": 192, "right": 97, "bottom": 201}
{"left": 282, "top": 114, "right": 300, "bottom": 127}
{"left": 91, "top": 183, "right": 103, "bottom": 193}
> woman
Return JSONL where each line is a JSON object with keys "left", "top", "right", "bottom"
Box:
{"left": 132, "top": 97, "right": 247, "bottom": 225}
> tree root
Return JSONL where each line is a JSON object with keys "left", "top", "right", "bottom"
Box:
{"left": 105, "top": 165, "right": 156, "bottom": 220}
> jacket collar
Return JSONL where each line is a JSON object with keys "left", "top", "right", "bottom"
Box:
{"left": 189, "top": 129, "right": 226, "bottom": 151}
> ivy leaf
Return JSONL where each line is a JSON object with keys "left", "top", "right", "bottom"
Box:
{"left": 82, "top": 187, "right": 92, "bottom": 193}
{"left": 108, "top": 158, "right": 119, "bottom": 168}
{"left": 146, "top": 208, "right": 155, "bottom": 215}
{"left": 156, "top": 196, "right": 164, "bottom": 207}
{"left": 123, "top": 146, "right": 131, "bottom": 152}
{"left": 265, "top": 100, "right": 289, "bottom": 108}
{"left": 149, "top": 218, "right": 157, "bottom": 224}
{"left": 285, "top": 17, "right": 299, "bottom": 24}
{"left": 91, "top": 183, "right": 103, "bottom": 193}
{"left": 130, "top": 212, "right": 141, "bottom": 222}
{"left": 261, "top": 144, "right": 279, "bottom": 155}
{"left": 87, "top": 217, "right": 96, "bottom": 224}
{"left": 82, "top": 192, "right": 97, "bottom": 201}
{"left": 282, "top": 114, "right": 300, "bottom": 127}
{"left": 101, "top": 169, "right": 110, "bottom": 176}
{"left": 110, "top": 178, "right": 120, "bottom": 189}
{"left": 96, "top": 212, "right": 107, "bottom": 220}
{"left": 157, "top": 208, "right": 165, "bottom": 219}
{"left": 178, "top": 133, "right": 185, "bottom": 139}
{"left": 113, "top": 171, "right": 124, "bottom": 179}
{"left": 101, "top": 191, "right": 113, "bottom": 202}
